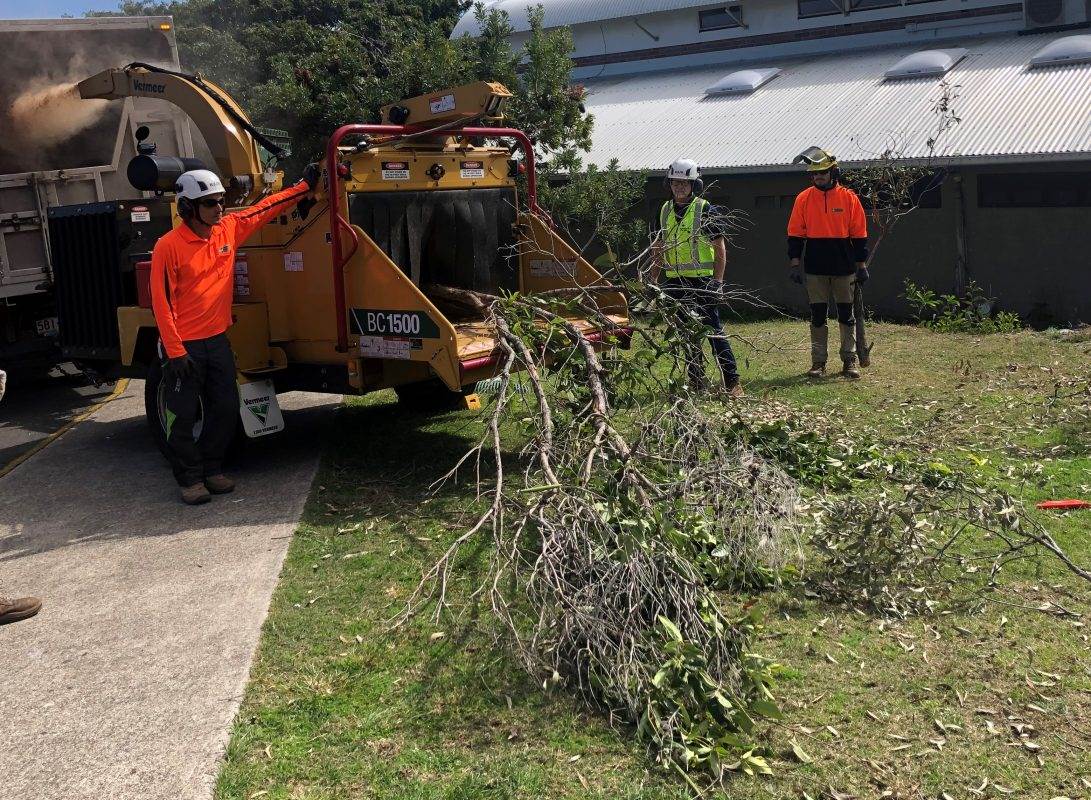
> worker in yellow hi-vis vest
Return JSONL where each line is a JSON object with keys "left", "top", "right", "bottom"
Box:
{"left": 650, "top": 159, "right": 742, "bottom": 397}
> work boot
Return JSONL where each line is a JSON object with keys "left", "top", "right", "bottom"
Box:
{"left": 810, "top": 324, "right": 828, "bottom": 377}
{"left": 0, "top": 595, "right": 42, "bottom": 625}
{"left": 721, "top": 376, "right": 745, "bottom": 398}
{"left": 204, "top": 474, "right": 235, "bottom": 494}
{"left": 181, "top": 483, "right": 212, "bottom": 505}
{"left": 838, "top": 323, "right": 857, "bottom": 369}
{"left": 841, "top": 359, "right": 861, "bottom": 380}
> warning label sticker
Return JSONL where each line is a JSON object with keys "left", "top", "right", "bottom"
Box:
{"left": 130, "top": 205, "right": 151, "bottom": 223}
{"left": 233, "top": 252, "right": 250, "bottom": 296}
{"left": 283, "top": 251, "right": 304, "bottom": 272}
{"left": 360, "top": 336, "right": 413, "bottom": 360}
{"left": 529, "top": 259, "right": 577, "bottom": 278}
{"left": 429, "top": 93, "right": 456, "bottom": 115}
{"left": 381, "top": 161, "right": 410, "bottom": 181}
{"left": 459, "top": 160, "right": 485, "bottom": 180}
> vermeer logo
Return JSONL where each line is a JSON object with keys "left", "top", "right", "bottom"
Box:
{"left": 248, "top": 403, "right": 269, "bottom": 425}
{"left": 133, "top": 80, "right": 166, "bottom": 94}
{"left": 244, "top": 395, "right": 270, "bottom": 425}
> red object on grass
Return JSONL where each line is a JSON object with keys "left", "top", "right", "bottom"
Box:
{"left": 1035, "top": 499, "right": 1091, "bottom": 510}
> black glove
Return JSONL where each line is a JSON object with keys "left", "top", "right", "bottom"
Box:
{"left": 299, "top": 162, "right": 321, "bottom": 192}
{"left": 789, "top": 264, "right": 804, "bottom": 285}
{"left": 296, "top": 195, "right": 317, "bottom": 221}
{"left": 164, "top": 354, "right": 195, "bottom": 383}
{"left": 855, "top": 265, "right": 870, "bottom": 284}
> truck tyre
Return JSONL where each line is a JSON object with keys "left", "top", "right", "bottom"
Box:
{"left": 394, "top": 379, "right": 479, "bottom": 413}
{"left": 143, "top": 359, "right": 245, "bottom": 463}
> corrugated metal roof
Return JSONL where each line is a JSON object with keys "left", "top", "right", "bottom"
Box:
{"left": 451, "top": 0, "right": 713, "bottom": 37}
{"left": 579, "top": 32, "right": 1091, "bottom": 172}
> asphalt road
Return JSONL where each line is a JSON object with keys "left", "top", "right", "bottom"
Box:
{"left": 0, "top": 381, "right": 340, "bottom": 800}
{"left": 0, "top": 369, "right": 115, "bottom": 469}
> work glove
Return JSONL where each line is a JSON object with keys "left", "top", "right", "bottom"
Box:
{"left": 789, "top": 264, "right": 804, "bottom": 285}
{"left": 299, "top": 162, "right": 321, "bottom": 192}
{"left": 707, "top": 278, "right": 725, "bottom": 300}
{"left": 164, "top": 354, "right": 196, "bottom": 384}
{"left": 855, "top": 265, "right": 870, "bottom": 284}
{"left": 296, "top": 195, "right": 317, "bottom": 221}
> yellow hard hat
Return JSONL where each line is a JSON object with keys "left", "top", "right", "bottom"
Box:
{"left": 793, "top": 146, "right": 838, "bottom": 172}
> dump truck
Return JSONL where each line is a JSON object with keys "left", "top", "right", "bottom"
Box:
{"left": 59, "top": 63, "right": 628, "bottom": 452}
{"left": 0, "top": 16, "right": 205, "bottom": 377}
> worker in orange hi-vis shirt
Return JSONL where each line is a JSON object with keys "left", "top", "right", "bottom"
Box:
{"left": 150, "top": 166, "right": 318, "bottom": 505}
{"left": 786, "top": 147, "right": 869, "bottom": 380}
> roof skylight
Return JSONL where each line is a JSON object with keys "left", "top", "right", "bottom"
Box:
{"left": 704, "top": 67, "right": 781, "bottom": 96}
{"left": 1029, "top": 35, "right": 1091, "bottom": 68}
{"left": 884, "top": 48, "right": 967, "bottom": 80}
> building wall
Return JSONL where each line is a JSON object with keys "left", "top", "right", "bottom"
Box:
{"left": 493, "top": 0, "right": 1027, "bottom": 78}
{"left": 962, "top": 164, "right": 1091, "bottom": 325}
{"left": 631, "top": 163, "right": 1090, "bottom": 324}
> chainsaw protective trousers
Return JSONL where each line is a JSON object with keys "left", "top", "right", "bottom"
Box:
{"left": 160, "top": 332, "right": 238, "bottom": 487}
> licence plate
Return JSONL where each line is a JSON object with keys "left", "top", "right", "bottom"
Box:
{"left": 35, "top": 316, "right": 59, "bottom": 336}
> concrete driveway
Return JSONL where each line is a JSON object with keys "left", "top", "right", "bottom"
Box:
{"left": 0, "top": 381, "right": 339, "bottom": 800}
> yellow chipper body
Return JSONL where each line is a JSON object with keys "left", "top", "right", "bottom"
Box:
{"left": 75, "top": 66, "right": 628, "bottom": 439}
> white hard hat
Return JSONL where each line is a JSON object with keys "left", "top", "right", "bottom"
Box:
{"left": 175, "top": 169, "right": 225, "bottom": 200}
{"left": 666, "top": 159, "right": 700, "bottom": 181}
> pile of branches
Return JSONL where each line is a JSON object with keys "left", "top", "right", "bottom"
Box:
{"left": 403, "top": 277, "right": 801, "bottom": 784}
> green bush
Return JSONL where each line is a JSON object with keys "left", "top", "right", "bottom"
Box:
{"left": 903, "top": 279, "right": 1021, "bottom": 334}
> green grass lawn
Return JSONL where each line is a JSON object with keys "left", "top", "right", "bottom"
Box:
{"left": 216, "top": 321, "right": 1091, "bottom": 800}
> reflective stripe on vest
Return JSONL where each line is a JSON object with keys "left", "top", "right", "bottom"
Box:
{"left": 660, "top": 199, "right": 716, "bottom": 277}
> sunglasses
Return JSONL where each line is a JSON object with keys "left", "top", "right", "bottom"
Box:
{"left": 199, "top": 197, "right": 226, "bottom": 208}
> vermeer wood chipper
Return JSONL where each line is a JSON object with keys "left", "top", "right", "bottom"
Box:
{"left": 62, "top": 65, "right": 628, "bottom": 449}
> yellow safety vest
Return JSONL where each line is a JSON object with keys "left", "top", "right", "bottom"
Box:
{"left": 660, "top": 198, "right": 716, "bottom": 278}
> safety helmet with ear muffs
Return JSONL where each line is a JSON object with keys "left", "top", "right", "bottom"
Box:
{"left": 664, "top": 158, "right": 705, "bottom": 194}
{"left": 175, "top": 169, "right": 226, "bottom": 220}
{"left": 793, "top": 146, "right": 840, "bottom": 185}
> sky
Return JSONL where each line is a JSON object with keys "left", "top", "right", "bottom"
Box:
{"left": 0, "top": 0, "right": 123, "bottom": 18}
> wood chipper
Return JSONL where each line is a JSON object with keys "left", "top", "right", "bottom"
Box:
{"left": 60, "top": 64, "right": 628, "bottom": 451}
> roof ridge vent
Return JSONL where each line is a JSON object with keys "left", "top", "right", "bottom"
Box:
{"left": 1029, "top": 35, "right": 1091, "bottom": 68}
{"left": 884, "top": 47, "right": 967, "bottom": 80}
{"left": 705, "top": 67, "right": 781, "bottom": 96}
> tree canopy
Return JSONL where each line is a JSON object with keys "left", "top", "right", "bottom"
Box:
{"left": 112, "top": 1, "right": 590, "bottom": 166}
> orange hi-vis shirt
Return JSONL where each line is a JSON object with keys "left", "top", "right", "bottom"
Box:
{"left": 151, "top": 183, "right": 309, "bottom": 359}
{"left": 786, "top": 184, "right": 869, "bottom": 276}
